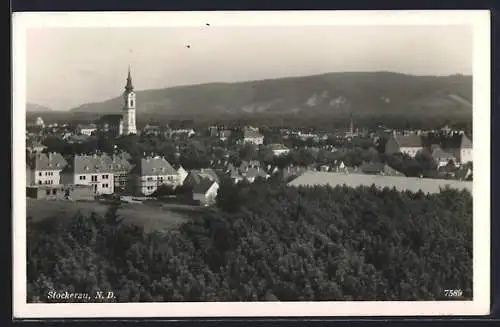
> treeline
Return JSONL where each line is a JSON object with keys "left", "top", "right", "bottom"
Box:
{"left": 27, "top": 183, "right": 472, "bottom": 302}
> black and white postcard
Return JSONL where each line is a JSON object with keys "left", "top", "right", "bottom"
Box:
{"left": 12, "top": 10, "right": 491, "bottom": 318}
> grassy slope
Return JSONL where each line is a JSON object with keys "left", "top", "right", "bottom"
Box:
{"left": 26, "top": 199, "right": 195, "bottom": 232}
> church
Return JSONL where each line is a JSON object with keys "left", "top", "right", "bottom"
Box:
{"left": 98, "top": 67, "right": 137, "bottom": 137}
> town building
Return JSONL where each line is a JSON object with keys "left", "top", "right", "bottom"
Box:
{"left": 61, "top": 154, "right": 115, "bottom": 194}
{"left": 430, "top": 144, "right": 457, "bottom": 168}
{"left": 267, "top": 143, "right": 290, "bottom": 157}
{"left": 192, "top": 179, "right": 219, "bottom": 206}
{"left": 450, "top": 134, "right": 473, "bottom": 165}
{"left": 26, "top": 152, "right": 68, "bottom": 185}
{"left": 102, "top": 153, "right": 134, "bottom": 193}
{"left": 77, "top": 123, "right": 97, "bottom": 136}
{"left": 243, "top": 128, "right": 264, "bottom": 145}
{"left": 359, "top": 162, "right": 405, "bottom": 177}
{"left": 141, "top": 123, "right": 163, "bottom": 136}
{"left": 130, "top": 156, "right": 178, "bottom": 196}
{"left": 184, "top": 168, "right": 220, "bottom": 189}
{"left": 26, "top": 184, "right": 94, "bottom": 201}
{"left": 176, "top": 165, "right": 189, "bottom": 186}
{"left": 218, "top": 130, "right": 232, "bottom": 141}
{"left": 35, "top": 116, "right": 45, "bottom": 128}
{"left": 385, "top": 132, "right": 423, "bottom": 157}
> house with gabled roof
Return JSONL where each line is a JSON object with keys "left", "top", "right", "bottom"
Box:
{"left": 242, "top": 167, "right": 270, "bottom": 183}
{"left": 192, "top": 177, "right": 219, "bottom": 206}
{"left": 130, "top": 156, "right": 178, "bottom": 196}
{"left": 450, "top": 134, "right": 473, "bottom": 165}
{"left": 176, "top": 165, "right": 189, "bottom": 186}
{"left": 430, "top": 144, "right": 457, "bottom": 168}
{"left": 243, "top": 129, "right": 264, "bottom": 145}
{"left": 27, "top": 152, "right": 68, "bottom": 186}
{"left": 184, "top": 168, "right": 220, "bottom": 188}
{"left": 101, "top": 153, "right": 134, "bottom": 192}
{"left": 359, "top": 162, "right": 404, "bottom": 177}
{"left": 385, "top": 132, "right": 423, "bottom": 158}
{"left": 61, "top": 154, "right": 114, "bottom": 194}
{"left": 267, "top": 143, "right": 290, "bottom": 157}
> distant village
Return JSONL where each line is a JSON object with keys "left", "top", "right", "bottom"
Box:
{"left": 26, "top": 69, "right": 473, "bottom": 207}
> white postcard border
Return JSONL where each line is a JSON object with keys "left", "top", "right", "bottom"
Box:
{"left": 12, "top": 10, "right": 491, "bottom": 318}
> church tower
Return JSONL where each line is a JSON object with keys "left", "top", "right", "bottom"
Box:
{"left": 122, "top": 66, "right": 137, "bottom": 135}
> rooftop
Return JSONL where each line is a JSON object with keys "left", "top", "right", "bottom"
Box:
{"left": 288, "top": 171, "right": 472, "bottom": 194}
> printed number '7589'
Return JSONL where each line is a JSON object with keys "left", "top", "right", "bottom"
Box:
{"left": 444, "top": 289, "right": 463, "bottom": 297}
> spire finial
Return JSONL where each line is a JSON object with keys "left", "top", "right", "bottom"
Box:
{"left": 125, "top": 65, "right": 134, "bottom": 92}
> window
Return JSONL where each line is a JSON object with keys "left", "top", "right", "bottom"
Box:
{"left": 79, "top": 176, "right": 86, "bottom": 180}
{"left": 38, "top": 181, "right": 42, "bottom": 185}
{"left": 91, "top": 175, "right": 98, "bottom": 182}
{"left": 46, "top": 190, "right": 50, "bottom": 196}
{"left": 52, "top": 189, "right": 57, "bottom": 195}
{"left": 147, "top": 177, "right": 153, "bottom": 182}
{"left": 167, "top": 176, "right": 173, "bottom": 181}
{"left": 103, "top": 183, "right": 108, "bottom": 188}
{"left": 45, "top": 172, "right": 48, "bottom": 176}
{"left": 102, "top": 174, "right": 109, "bottom": 179}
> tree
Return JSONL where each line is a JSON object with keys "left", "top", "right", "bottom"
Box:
{"left": 239, "top": 143, "right": 257, "bottom": 162}
{"left": 151, "top": 184, "right": 176, "bottom": 197}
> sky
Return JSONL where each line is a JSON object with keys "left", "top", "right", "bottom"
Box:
{"left": 26, "top": 25, "right": 473, "bottom": 111}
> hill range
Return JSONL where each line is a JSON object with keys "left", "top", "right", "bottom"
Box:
{"left": 26, "top": 103, "right": 53, "bottom": 113}
{"left": 68, "top": 71, "right": 472, "bottom": 119}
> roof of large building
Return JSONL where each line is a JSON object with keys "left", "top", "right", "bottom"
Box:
{"left": 267, "top": 143, "right": 289, "bottom": 151}
{"left": 27, "top": 152, "right": 67, "bottom": 171}
{"left": 431, "top": 145, "right": 456, "bottom": 160}
{"left": 186, "top": 168, "right": 220, "bottom": 184}
{"left": 393, "top": 134, "right": 423, "bottom": 148}
{"left": 64, "top": 154, "right": 116, "bottom": 174}
{"left": 192, "top": 177, "right": 217, "bottom": 194}
{"left": 359, "top": 162, "right": 404, "bottom": 176}
{"left": 288, "top": 171, "right": 472, "bottom": 194}
{"left": 132, "top": 157, "right": 177, "bottom": 176}
{"left": 101, "top": 153, "right": 133, "bottom": 173}
{"left": 243, "top": 129, "right": 264, "bottom": 139}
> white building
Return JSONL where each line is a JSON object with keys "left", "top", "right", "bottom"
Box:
{"left": 130, "top": 156, "right": 178, "bottom": 196}
{"left": 26, "top": 152, "right": 68, "bottom": 185}
{"left": 61, "top": 154, "right": 115, "bottom": 194}
{"left": 77, "top": 124, "right": 97, "bottom": 136}
{"left": 385, "top": 132, "right": 423, "bottom": 158}
{"left": 35, "top": 116, "right": 45, "bottom": 128}
{"left": 192, "top": 179, "right": 219, "bottom": 206}
{"left": 177, "top": 165, "right": 189, "bottom": 186}
{"left": 268, "top": 143, "right": 290, "bottom": 157}
{"left": 455, "top": 134, "right": 473, "bottom": 165}
{"left": 243, "top": 129, "right": 264, "bottom": 145}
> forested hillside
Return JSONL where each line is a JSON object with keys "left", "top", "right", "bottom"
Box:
{"left": 70, "top": 72, "right": 472, "bottom": 120}
{"left": 27, "top": 182, "right": 473, "bottom": 302}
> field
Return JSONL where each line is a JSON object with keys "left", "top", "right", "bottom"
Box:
{"left": 26, "top": 198, "right": 201, "bottom": 231}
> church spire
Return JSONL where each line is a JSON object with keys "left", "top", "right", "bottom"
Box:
{"left": 125, "top": 65, "right": 134, "bottom": 92}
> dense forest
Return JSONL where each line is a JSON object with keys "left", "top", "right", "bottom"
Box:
{"left": 27, "top": 182, "right": 473, "bottom": 302}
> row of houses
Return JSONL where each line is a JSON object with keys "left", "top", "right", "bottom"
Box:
{"left": 25, "top": 152, "right": 221, "bottom": 206}
{"left": 385, "top": 132, "right": 473, "bottom": 166}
